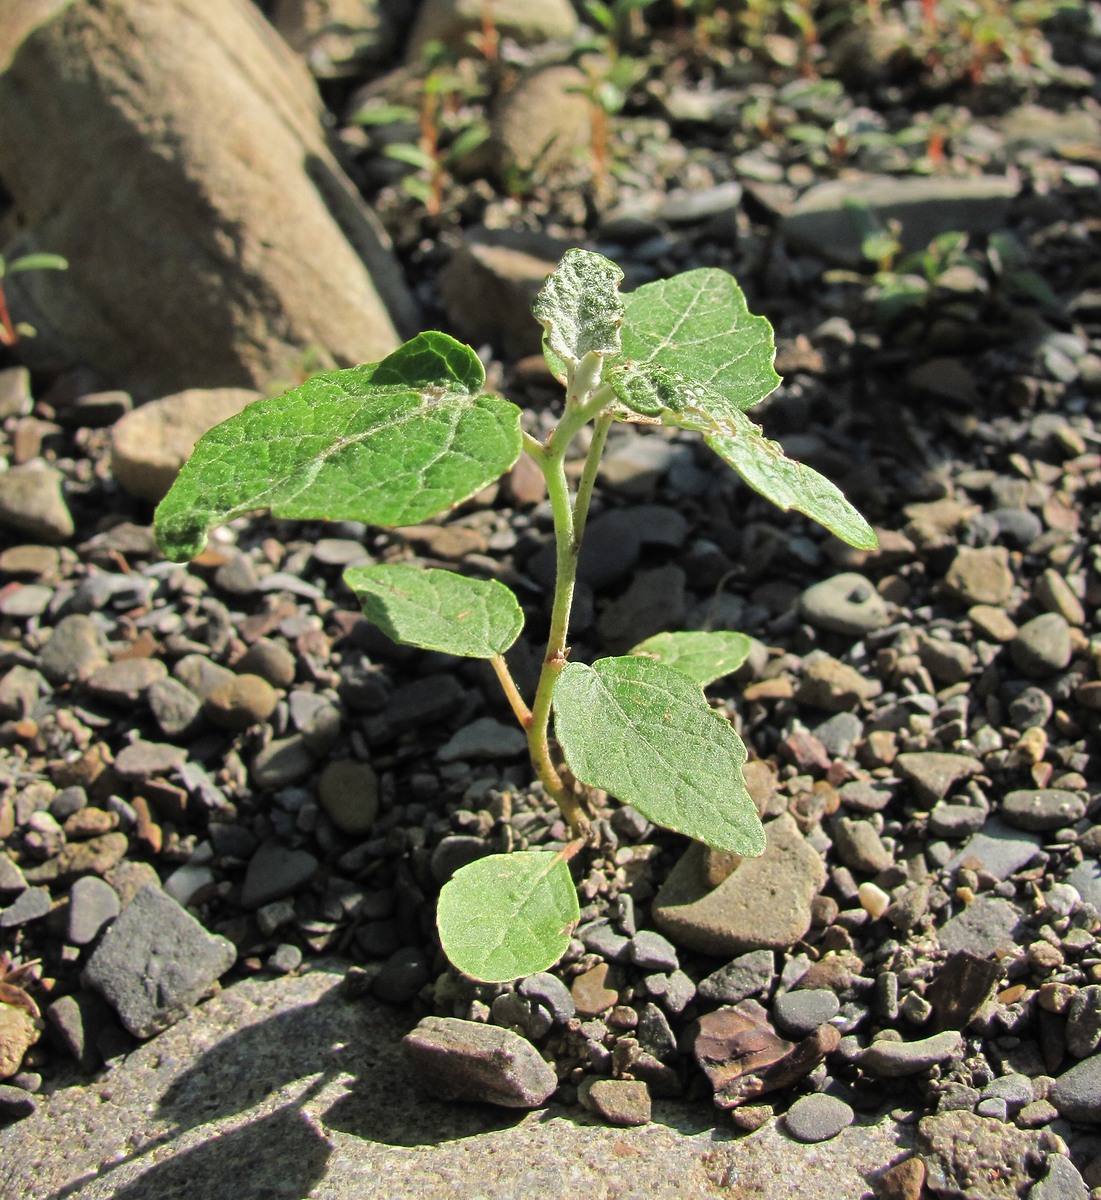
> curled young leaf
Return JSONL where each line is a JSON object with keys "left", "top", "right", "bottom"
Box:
{"left": 436, "top": 850, "right": 580, "bottom": 983}
{"left": 554, "top": 656, "right": 765, "bottom": 856}
{"left": 532, "top": 248, "right": 624, "bottom": 382}
{"left": 629, "top": 630, "right": 753, "bottom": 688}
{"left": 345, "top": 564, "right": 524, "bottom": 659}
{"left": 155, "top": 332, "right": 522, "bottom": 561}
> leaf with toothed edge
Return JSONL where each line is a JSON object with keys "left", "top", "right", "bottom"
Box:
{"left": 154, "top": 332, "right": 523, "bottom": 562}
{"left": 629, "top": 630, "right": 753, "bottom": 687}
{"left": 532, "top": 248, "right": 625, "bottom": 384}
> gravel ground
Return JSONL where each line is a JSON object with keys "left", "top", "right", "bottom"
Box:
{"left": 3, "top": 2, "right": 1101, "bottom": 1195}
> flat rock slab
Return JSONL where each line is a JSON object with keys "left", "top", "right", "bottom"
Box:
{"left": 0, "top": 964, "right": 913, "bottom": 1200}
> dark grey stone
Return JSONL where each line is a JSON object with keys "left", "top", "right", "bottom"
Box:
{"left": 635, "top": 1001, "right": 677, "bottom": 1061}
{"left": 774, "top": 988, "right": 841, "bottom": 1037}
{"left": 1010, "top": 613, "right": 1072, "bottom": 678}
{"left": 938, "top": 897, "right": 1024, "bottom": 958}
{"left": 697, "top": 950, "right": 775, "bottom": 1004}
{"left": 372, "top": 947, "right": 430, "bottom": 1004}
{"left": 1052, "top": 1054, "right": 1101, "bottom": 1122}
{"left": 628, "top": 930, "right": 679, "bottom": 972}
{"left": 1001, "top": 789, "right": 1085, "bottom": 833}
{"left": 1066, "top": 986, "right": 1101, "bottom": 1059}
{"left": 948, "top": 820, "right": 1042, "bottom": 880}
{"left": 858, "top": 1031, "right": 963, "bottom": 1077}
{"left": 579, "top": 921, "right": 631, "bottom": 964}
{"left": 67, "top": 876, "right": 121, "bottom": 945}
{"left": 0, "top": 1085, "right": 36, "bottom": 1119}
{"left": 45, "top": 990, "right": 119, "bottom": 1071}
{"left": 0, "top": 856, "right": 27, "bottom": 896}
{"left": 240, "top": 842, "right": 319, "bottom": 909}
{"left": 0, "top": 886, "right": 51, "bottom": 928}
{"left": 82, "top": 884, "right": 235, "bottom": 1038}
{"left": 519, "top": 972, "right": 575, "bottom": 1024}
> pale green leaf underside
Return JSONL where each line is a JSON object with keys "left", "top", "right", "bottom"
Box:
{"left": 614, "top": 268, "right": 781, "bottom": 413}
{"left": 610, "top": 361, "right": 876, "bottom": 549}
{"left": 533, "top": 248, "right": 624, "bottom": 380}
{"left": 706, "top": 426, "right": 878, "bottom": 550}
{"left": 436, "top": 850, "right": 580, "bottom": 983}
{"left": 344, "top": 563, "right": 524, "bottom": 659}
{"left": 154, "top": 333, "right": 522, "bottom": 561}
{"left": 553, "top": 656, "right": 765, "bottom": 856}
{"left": 629, "top": 630, "right": 752, "bottom": 687}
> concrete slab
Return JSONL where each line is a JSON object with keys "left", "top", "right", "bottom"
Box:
{"left": 2, "top": 965, "right": 914, "bottom": 1200}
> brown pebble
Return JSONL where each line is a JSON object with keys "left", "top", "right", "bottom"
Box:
{"left": 203, "top": 674, "right": 279, "bottom": 731}
{"left": 131, "top": 796, "right": 163, "bottom": 855}
{"left": 730, "top": 1104, "right": 773, "bottom": 1132}
{"left": 874, "top": 1156, "right": 925, "bottom": 1200}
{"left": 580, "top": 1078, "right": 651, "bottom": 1126}
{"left": 62, "top": 808, "right": 118, "bottom": 839}
{"left": 571, "top": 963, "right": 619, "bottom": 1017}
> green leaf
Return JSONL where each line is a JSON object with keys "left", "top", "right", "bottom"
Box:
{"left": 6, "top": 253, "right": 68, "bottom": 275}
{"left": 611, "top": 268, "right": 781, "bottom": 414}
{"left": 553, "top": 656, "right": 765, "bottom": 856}
{"left": 532, "top": 248, "right": 624, "bottom": 384}
{"left": 354, "top": 103, "right": 419, "bottom": 126}
{"left": 344, "top": 564, "right": 524, "bottom": 659}
{"left": 155, "top": 332, "right": 522, "bottom": 561}
{"left": 706, "top": 419, "right": 879, "bottom": 550}
{"left": 436, "top": 850, "right": 580, "bottom": 983}
{"left": 384, "top": 143, "right": 435, "bottom": 170}
{"left": 629, "top": 630, "right": 752, "bottom": 687}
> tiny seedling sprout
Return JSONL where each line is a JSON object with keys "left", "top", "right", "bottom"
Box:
{"left": 155, "top": 249, "right": 877, "bottom": 983}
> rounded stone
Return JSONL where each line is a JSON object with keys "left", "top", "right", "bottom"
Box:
{"left": 317, "top": 758, "right": 379, "bottom": 835}
{"left": 1001, "top": 789, "right": 1085, "bottom": 833}
{"left": 799, "top": 573, "right": 891, "bottom": 636}
{"left": 945, "top": 546, "right": 1014, "bottom": 606}
{"left": 236, "top": 639, "right": 296, "bottom": 688}
{"left": 1010, "top": 613, "right": 1072, "bottom": 678}
{"left": 203, "top": 674, "right": 279, "bottom": 731}
{"left": 773, "top": 988, "right": 841, "bottom": 1037}
{"left": 784, "top": 1093, "right": 854, "bottom": 1142}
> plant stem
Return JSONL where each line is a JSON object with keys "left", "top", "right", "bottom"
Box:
{"left": 517, "top": 366, "right": 617, "bottom": 837}
{"left": 490, "top": 654, "right": 531, "bottom": 729}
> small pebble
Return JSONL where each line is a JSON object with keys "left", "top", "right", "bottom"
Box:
{"left": 784, "top": 1093, "right": 854, "bottom": 1142}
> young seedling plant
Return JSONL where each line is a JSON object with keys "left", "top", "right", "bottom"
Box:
{"left": 155, "top": 249, "right": 877, "bottom": 985}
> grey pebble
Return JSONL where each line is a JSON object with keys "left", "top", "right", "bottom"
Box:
{"left": 832, "top": 817, "right": 894, "bottom": 874}
{"left": 949, "top": 820, "right": 1042, "bottom": 881}
{"left": 981, "top": 1074, "right": 1034, "bottom": 1113}
{"left": 173, "top": 654, "right": 235, "bottom": 701}
{"left": 0, "top": 855, "right": 27, "bottom": 896}
{"left": 45, "top": 989, "right": 117, "bottom": 1071}
{"left": 289, "top": 690, "right": 343, "bottom": 755}
{"left": 773, "top": 988, "right": 841, "bottom": 1037}
{"left": 49, "top": 786, "right": 87, "bottom": 821}
{"left": 266, "top": 943, "right": 303, "bottom": 974}
{"left": 0, "top": 886, "right": 51, "bottom": 928}
{"left": 858, "top": 1030, "right": 963, "bottom": 1077}
{"left": 812, "top": 712, "right": 863, "bottom": 757}
{"left": 383, "top": 674, "right": 462, "bottom": 731}
{"left": 240, "top": 842, "right": 318, "bottom": 909}
{"left": 645, "top": 969, "right": 696, "bottom": 1015}
{"left": 68, "top": 876, "right": 121, "bottom": 945}
{"left": 975, "top": 1097, "right": 1007, "bottom": 1120}
{"left": 0, "top": 1085, "right": 37, "bottom": 1119}
{"left": 429, "top": 836, "right": 492, "bottom": 885}
{"left": 629, "top": 930, "right": 679, "bottom": 972}
{"left": 86, "top": 658, "right": 167, "bottom": 703}
{"left": 114, "top": 740, "right": 187, "bottom": 781}
{"left": 147, "top": 677, "right": 204, "bottom": 738}
{"left": 82, "top": 883, "right": 236, "bottom": 1038}
{"left": 580, "top": 921, "right": 632, "bottom": 964}
{"left": 635, "top": 1001, "right": 677, "bottom": 1060}
{"left": 38, "top": 614, "right": 108, "bottom": 684}
{"left": 697, "top": 949, "right": 775, "bottom": 1004}
{"left": 928, "top": 803, "right": 988, "bottom": 839}
{"left": 783, "top": 1093, "right": 854, "bottom": 1142}
{"left": 799, "top": 573, "right": 891, "bottom": 636}
{"left": 373, "top": 947, "right": 431, "bottom": 1004}
{"left": 250, "top": 735, "right": 316, "bottom": 789}
{"left": 1001, "top": 789, "right": 1086, "bottom": 833}
{"left": 1010, "top": 613, "right": 1072, "bottom": 678}
{"left": 1052, "top": 1053, "right": 1101, "bottom": 1122}
{"left": 1007, "top": 686, "right": 1054, "bottom": 731}
{"left": 0, "top": 584, "right": 53, "bottom": 617}
{"left": 1029, "top": 1153, "right": 1089, "bottom": 1200}
{"left": 1066, "top": 986, "right": 1101, "bottom": 1059}
{"left": 438, "top": 718, "right": 527, "bottom": 762}
{"left": 0, "top": 463, "right": 73, "bottom": 542}
{"left": 938, "top": 897, "right": 1024, "bottom": 958}
{"left": 519, "top": 972, "right": 575, "bottom": 1023}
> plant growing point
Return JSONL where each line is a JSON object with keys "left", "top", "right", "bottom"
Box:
{"left": 155, "top": 248, "right": 877, "bottom": 984}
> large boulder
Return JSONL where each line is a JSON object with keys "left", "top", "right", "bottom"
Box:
{"left": 0, "top": 0, "right": 417, "bottom": 398}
